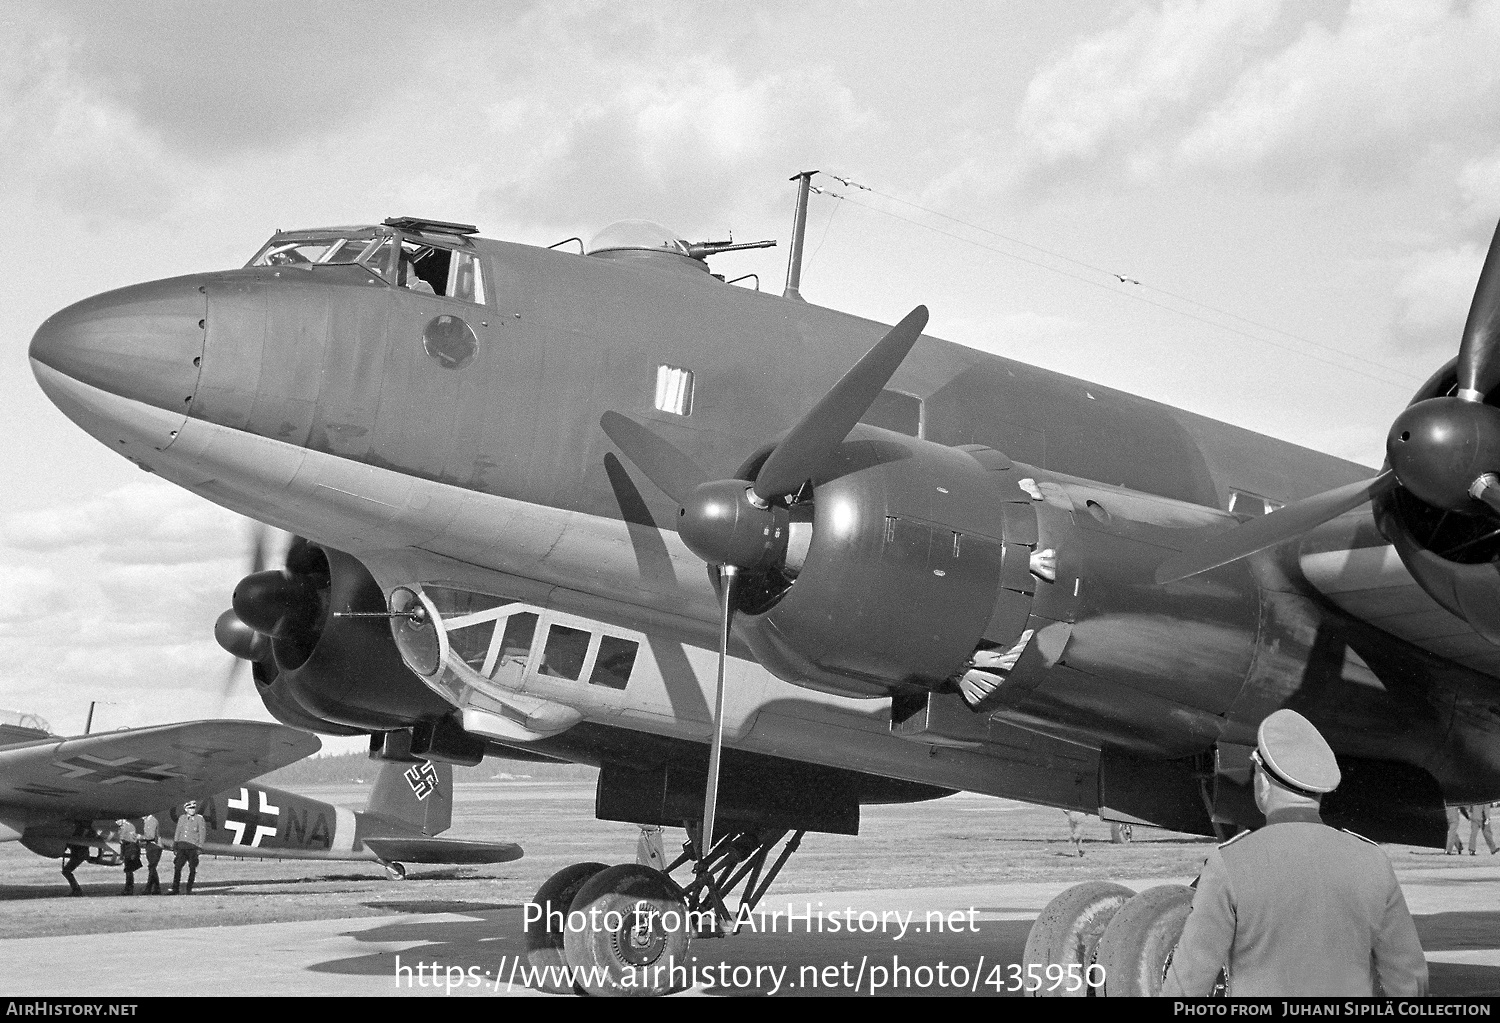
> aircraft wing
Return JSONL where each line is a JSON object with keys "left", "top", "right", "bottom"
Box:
{"left": 361, "top": 835, "right": 524, "bottom": 865}
{"left": 1279, "top": 504, "right": 1500, "bottom": 680}
{"left": 0, "top": 720, "right": 319, "bottom": 821}
{"left": 1300, "top": 538, "right": 1500, "bottom": 680}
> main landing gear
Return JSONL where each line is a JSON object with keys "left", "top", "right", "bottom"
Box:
{"left": 526, "top": 827, "right": 806, "bottom": 996}
{"left": 1022, "top": 880, "right": 1198, "bottom": 997}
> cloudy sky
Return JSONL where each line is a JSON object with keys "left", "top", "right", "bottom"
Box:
{"left": 2, "top": 0, "right": 1498, "bottom": 742}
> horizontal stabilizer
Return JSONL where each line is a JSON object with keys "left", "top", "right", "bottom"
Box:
{"left": 361, "top": 835, "right": 523, "bottom": 865}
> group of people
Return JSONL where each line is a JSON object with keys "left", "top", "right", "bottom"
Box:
{"left": 62, "top": 800, "right": 208, "bottom": 896}
{"left": 1445, "top": 801, "right": 1499, "bottom": 855}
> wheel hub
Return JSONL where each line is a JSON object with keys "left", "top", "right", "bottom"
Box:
{"left": 612, "top": 901, "right": 669, "bottom": 966}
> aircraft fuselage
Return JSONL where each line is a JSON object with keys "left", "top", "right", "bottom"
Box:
{"left": 28, "top": 224, "right": 1500, "bottom": 841}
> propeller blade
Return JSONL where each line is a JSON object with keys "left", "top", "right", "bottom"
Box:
{"left": 600, "top": 411, "right": 709, "bottom": 507}
{"left": 1457, "top": 220, "right": 1500, "bottom": 399}
{"left": 699, "top": 565, "right": 736, "bottom": 863}
{"left": 753, "top": 305, "right": 928, "bottom": 502}
{"left": 214, "top": 657, "right": 245, "bottom": 714}
{"left": 1155, "top": 470, "right": 1398, "bottom": 585}
{"left": 247, "top": 520, "right": 269, "bottom": 575}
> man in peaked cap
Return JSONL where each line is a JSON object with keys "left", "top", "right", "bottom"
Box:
{"left": 171, "top": 800, "right": 207, "bottom": 895}
{"left": 1162, "top": 709, "right": 1428, "bottom": 996}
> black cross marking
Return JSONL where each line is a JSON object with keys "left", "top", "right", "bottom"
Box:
{"left": 52, "top": 755, "right": 185, "bottom": 785}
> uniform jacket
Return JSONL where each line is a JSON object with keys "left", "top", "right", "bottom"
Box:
{"left": 173, "top": 812, "right": 207, "bottom": 850}
{"left": 140, "top": 815, "right": 159, "bottom": 845}
{"left": 1161, "top": 807, "right": 1428, "bottom": 997}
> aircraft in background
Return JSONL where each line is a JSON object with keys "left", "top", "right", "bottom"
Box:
{"left": 0, "top": 712, "right": 521, "bottom": 888}
{"left": 26, "top": 171, "right": 1500, "bottom": 994}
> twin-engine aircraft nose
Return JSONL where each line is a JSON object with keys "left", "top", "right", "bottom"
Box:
{"left": 29, "top": 276, "right": 206, "bottom": 414}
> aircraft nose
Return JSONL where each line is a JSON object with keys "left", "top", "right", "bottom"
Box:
{"left": 29, "top": 276, "right": 207, "bottom": 414}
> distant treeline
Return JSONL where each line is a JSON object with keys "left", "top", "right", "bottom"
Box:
{"left": 255, "top": 749, "right": 598, "bottom": 787}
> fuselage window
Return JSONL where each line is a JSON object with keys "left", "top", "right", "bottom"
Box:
{"left": 861, "top": 389, "right": 922, "bottom": 437}
{"left": 399, "top": 241, "right": 486, "bottom": 304}
{"left": 540, "top": 624, "right": 591, "bottom": 680}
{"left": 590, "top": 636, "right": 639, "bottom": 690}
{"left": 655, "top": 365, "right": 694, "bottom": 416}
{"left": 492, "top": 612, "right": 539, "bottom": 676}
{"left": 449, "top": 621, "right": 495, "bottom": 671}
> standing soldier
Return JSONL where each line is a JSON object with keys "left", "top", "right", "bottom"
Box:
{"left": 1162, "top": 709, "right": 1427, "bottom": 996}
{"left": 1446, "top": 805, "right": 1467, "bottom": 855}
{"left": 1469, "top": 803, "right": 1499, "bottom": 856}
{"left": 140, "top": 812, "right": 162, "bottom": 895}
{"left": 1064, "top": 811, "right": 1085, "bottom": 857}
{"left": 116, "top": 819, "right": 141, "bottom": 895}
{"left": 60, "top": 843, "right": 88, "bottom": 897}
{"left": 171, "top": 800, "right": 206, "bottom": 895}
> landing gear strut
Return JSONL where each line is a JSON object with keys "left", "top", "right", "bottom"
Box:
{"left": 668, "top": 826, "right": 806, "bottom": 935}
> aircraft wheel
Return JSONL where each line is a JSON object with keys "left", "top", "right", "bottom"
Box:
{"left": 1095, "top": 884, "right": 1195, "bottom": 997}
{"left": 384, "top": 861, "right": 407, "bottom": 881}
{"left": 563, "top": 863, "right": 692, "bottom": 996}
{"left": 525, "top": 861, "right": 609, "bottom": 994}
{"left": 1021, "top": 880, "right": 1135, "bottom": 997}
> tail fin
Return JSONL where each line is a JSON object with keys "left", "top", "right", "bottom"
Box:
{"left": 365, "top": 759, "right": 453, "bottom": 836}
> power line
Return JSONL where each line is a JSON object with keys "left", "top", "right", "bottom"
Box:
{"left": 818, "top": 172, "right": 1425, "bottom": 392}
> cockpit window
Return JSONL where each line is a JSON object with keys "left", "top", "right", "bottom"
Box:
{"left": 399, "top": 240, "right": 486, "bottom": 304}
{"left": 248, "top": 227, "right": 487, "bottom": 305}
{"left": 249, "top": 230, "right": 385, "bottom": 269}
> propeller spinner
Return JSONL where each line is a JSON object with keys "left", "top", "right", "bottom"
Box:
{"left": 601, "top": 304, "right": 929, "bottom": 855}
{"left": 1157, "top": 220, "right": 1500, "bottom": 584}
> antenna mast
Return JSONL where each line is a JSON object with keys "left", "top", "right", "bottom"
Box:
{"left": 783, "top": 170, "right": 818, "bottom": 301}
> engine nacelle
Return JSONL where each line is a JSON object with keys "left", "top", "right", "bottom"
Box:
{"left": 251, "top": 543, "right": 454, "bottom": 733}
{"left": 736, "top": 428, "right": 1040, "bottom": 698}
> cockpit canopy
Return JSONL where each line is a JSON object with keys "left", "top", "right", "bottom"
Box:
{"left": 247, "top": 219, "right": 486, "bottom": 304}
{"left": 249, "top": 228, "right": 385, "bottom": 268}
{"left": 0, "top": 708, "right": 51, "bottom": 733}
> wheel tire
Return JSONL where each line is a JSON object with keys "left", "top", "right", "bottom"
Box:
{"left": 1095, "top": 884, "right": 1195, "bottom": 997}
{"left": 524, "top": 861, "right": 609, "bottom": 993}
{"left": 384, "top": 861, "right": 407, "bottom": 881}
{"left": 1022, "top": 880, "right": 1135, "bottom": 997}
{"left": 563, "top": 863, "right": 693, "bottom": 996}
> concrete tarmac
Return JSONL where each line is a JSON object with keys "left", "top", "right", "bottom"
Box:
{"left": 5, "top": 866, "right": 1498, "bottom": 997}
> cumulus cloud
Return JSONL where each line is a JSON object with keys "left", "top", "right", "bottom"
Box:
{"left": 1, "top": 479, "right": 251, "bottom": 565}
{"left": 1457, "top": 149, "right": 1500, "bottom": 227}
{"left": 0, "top": 565, "right": 70, "bottom": 625}
{"left": 0, "top": 480, "right": 261, "bottom": 729}
{"left": 25, "top": 1, "right": 484, "bottom": 158}
{"left": 1015, "top": 0, "right": 1500, "bottom": 188}
{"left": 1391, "top": 241, "right": 1485, "bottom": 352}
{"left": 1016, "top": 0, "right": 1282, "bottom": 181}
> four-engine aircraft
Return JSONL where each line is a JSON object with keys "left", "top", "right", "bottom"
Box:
{"left": 25, "top": 174, "right": 1500, "bottom": 994}
{"left": 0, "top": 713, "right": 522, "bottom": 889}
